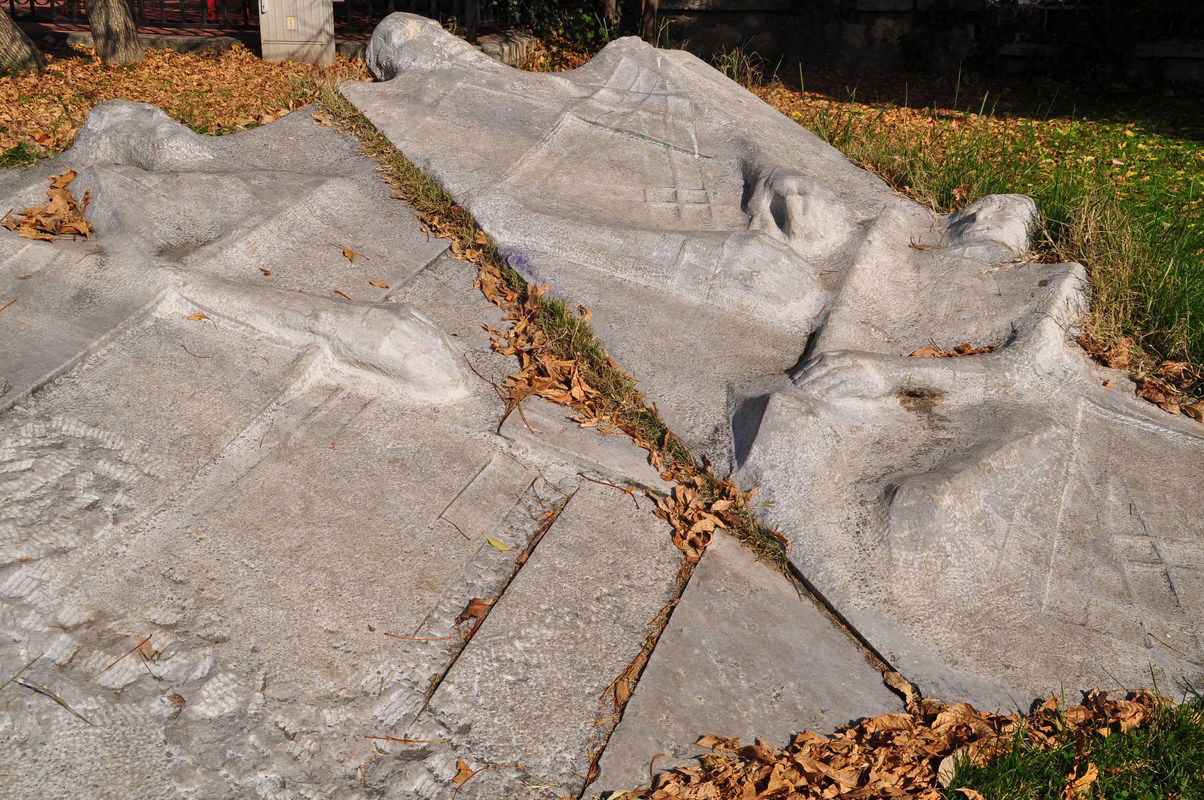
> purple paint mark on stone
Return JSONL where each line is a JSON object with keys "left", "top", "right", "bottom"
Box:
{"left": 504, "top": 249, "right": 537, "bottom": 283}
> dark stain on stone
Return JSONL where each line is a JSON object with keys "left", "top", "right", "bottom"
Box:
{"left": 897, "top": 386, "right": 943, "bottom": 414}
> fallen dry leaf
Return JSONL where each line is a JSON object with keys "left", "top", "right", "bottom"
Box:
{"left": 1158, "top": 360, "right": 1190, "bottom": 381}
{"left": 1077, "top": 333, "right": 1132, "bottom": 370}
{"left": 454, "top": 597, "right": 495, "bottom": 634}
{"left": 1063, "top": 761, "right": 1099, "bottom": 799}
{"left": 2, "top": 169, "right": 92, "bottom": 241}
{"left": 631, "top": 689, "right": 1158, "bottom": 800}
{"left": 311, "top": 111, "right": 333, "bottom": 126}
{"left": 341, "top": 245, "right": 366, "bottom": 263}
{"left": 452, "top": 760, "right": 475, "bottom": 785}
{"left": 483, "top": 534, "right": 512, "bottom": 552}
{"left": 696, "top": 734, "right": 736, "bottom": 751}
{"left": 1185, "top": 402, "right": 1204, "bottom": 423}
{"left": 259, "top": 267, "right": 272, "bottom": 276}
{"left": 883, "top": 669, "right": 921, "bottom": 709}
{"left": 936, "top": 749, "right": 960, "bottom": 787}
{"left": 910, "top": 342, "right": 996, "bottom": 358}
{"left": 368, "top": 279, "right": 389, "bottom": 289}
{"left": 185, "top": 312, "right": 209, "bottom": 321}
{"left": 1135, "top": 375, "right": 1181, "bottom": 408}
{"left": 333, "top": 289, "right": 352, "bottom": 300}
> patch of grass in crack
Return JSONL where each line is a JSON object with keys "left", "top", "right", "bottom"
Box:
{"left": 317, "top": 84, "right": 786, "bottom": 570}
{"left": 532, "top": 295, "right": 692, "bottom": 465}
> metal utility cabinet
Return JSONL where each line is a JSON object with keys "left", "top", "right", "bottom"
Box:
{"left": 259, "top": 0, "right": 335, "bottom": 66}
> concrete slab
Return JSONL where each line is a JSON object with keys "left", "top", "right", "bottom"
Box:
{"left": 0, "top": 99, "right": 607, "bottom": 800}
{"left": 590, "top": 534, "right": 901, "bottom": 795}
{"left": 370, "top": 482, "right": 682, "bottom": 799}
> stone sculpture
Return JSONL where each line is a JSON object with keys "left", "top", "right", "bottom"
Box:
{"left": 348, "top": 13, "right": 1203, "bottom": 716}
{"left": 0, "top": 93, "right": 892, "bottom": 799}
{"left": 0, "top": 100, "right": 705, "bottom": 799}
{"left": 1, "top": 13, "right": 1199, "bottom": 799}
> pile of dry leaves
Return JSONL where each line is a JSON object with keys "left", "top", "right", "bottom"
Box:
{"left": 519, "top": 37, "right": 595, "bottom": 73}
{"left": 1078, "top": 332, "right": 1203, "bottom": 421}
{"left": 648, "top": 466, "right": 786, "bottom": 560}
{"left": 2, "top": 169, "right": 91, "bottom": 241}
{"left": 612, "top": 689, "right": 1159, "bottom": 800}
{"left": 909, "top": 343, "right": 997, "bottom": 359}
{"left": 0, "top": 45, "right": 366, "bottom": 154}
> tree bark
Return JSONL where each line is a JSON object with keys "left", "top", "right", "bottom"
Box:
{"left": 85, "top": 0, "right": 143, "bottom": 65}
{"left": 641, "top": 0, "right": 658, "bottom": 40}
{"left": 603, "top": 0, "right": 617, "bottom": 27}
{"left": 0, "top": 8, "right": 46, "bottom": 72}
{"left": 464, "top": 0, "right": 478, "bottom": 41}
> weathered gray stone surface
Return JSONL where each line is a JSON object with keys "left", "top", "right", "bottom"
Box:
{"left": 592, "top": 533, "right": 901, "bottom": 795}
{"left": 347, "top": 12, "right": 890, "bottom": 461}
{"left": 0, "top": 100, "right": 508, "bottom": 799}
{"left": 0, "top": 100, "right": 791, "bottom": 800}
{"left": 4, "top": 14, "right": 1200, "bottom": 799}
{"left": 500, "top": 395, "right": 670, "bottom": 490}
{"left": 346, "top": 13, "right": 1204, "bottom": 715}
{"left": 369, "top": 483, "right": 681, "bottom": 799}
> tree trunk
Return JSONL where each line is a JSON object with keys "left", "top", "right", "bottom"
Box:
{"left": 603, "top": 0, "right": 617, "bottom": 26}
{"left": 641, "top": 0, "right": 658, "bottom": 41}
{"left": 86, "top": 0, "right": 143, "bottom": 64}
{"left": 0, "top": 7, "right": 46, "bottom": 72}
{"left": 464, "top": 0, "right": 478, "bottom": 41}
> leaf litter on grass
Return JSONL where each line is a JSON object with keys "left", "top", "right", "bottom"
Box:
{"left": 0, "top": 45, "right": 367, "bottom": 156}
{"left": 609, "top": 689, "right": 1159, "bottom": 800}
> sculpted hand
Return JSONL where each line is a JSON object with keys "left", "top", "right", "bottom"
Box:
{"left": 790, "top": 350, "right": 897, "bottom": 401}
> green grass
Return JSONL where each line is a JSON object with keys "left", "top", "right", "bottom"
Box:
{"left": 0, "top": 142, "right": 45, "bottom": 170}
{"left": 946, "top": 696, "right": 1204, "bottom": 800}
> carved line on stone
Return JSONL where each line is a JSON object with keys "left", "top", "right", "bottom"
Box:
{"left": 0, "top": 289, "right": 167, "bottom": 416}
{"left": 169, "top": 279, "right": 472, "bottom": 404}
